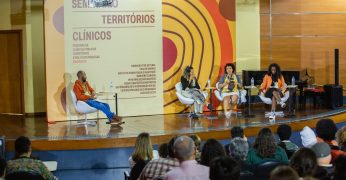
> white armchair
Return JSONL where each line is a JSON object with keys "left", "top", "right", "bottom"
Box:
{"left": 70, "top": 90, "right": 99, "bottom": 125}
{"left": 175, "top": 82, "right": 207, "bottom": 114}
{"left": 258, "top": 84, "right": 290, "bottom": 117}
{"left": 213, "top": 82, "right": 247, "bottom": 117}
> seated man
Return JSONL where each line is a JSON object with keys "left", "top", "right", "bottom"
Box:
{"left": 73, "top": 71, "right": 122, "bottom": 124}
{"left": 165, "top": 136, "right": 209, "bottom": 180}
{"left": 277, "top": 124, "right": 299, "bottom": 158}
{"left": 6, "top": 136, "right": 56, "bottom": 180}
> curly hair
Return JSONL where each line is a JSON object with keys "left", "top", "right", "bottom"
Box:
{"left": 253, "top": 128, "right": 277, "bottom": 158}
{"left": 224, "top": 63, "right": 236, "bottom": 74}
{"left": 289, "top": 148, "right": 317, "bottom": 177}
{"left": 201, "top": 139, "right": 226, "bottom": 166}
{"left": 316, "top": 119, "right": 337, "bottom": 141}
{"left": 336, "top": 126, "right": 346, "bottom": 149}
{"left": 267, "top": 63, "right": 282, "bottom": 78}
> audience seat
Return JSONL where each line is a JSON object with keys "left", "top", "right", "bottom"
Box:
{"left": 254, "top": 161, "right": 286, "bottom": 180}
{"left": 6, "top": 172, "right": 45, "bottom": 180}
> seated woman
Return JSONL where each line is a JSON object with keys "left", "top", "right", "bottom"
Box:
{"left": 247, "top": 128, "right": 288, "bottom": 165}
{"left": 128, "top": 132, "right": 159, "bottom": 180}
{"left": 217, "top": 63, "right": 242, "bottom": 118}
{"left": 260, "top": 63, "right": 287, "bottom": 115}
{"left": 180, "top": 66, "right": 207, "bottom": 114}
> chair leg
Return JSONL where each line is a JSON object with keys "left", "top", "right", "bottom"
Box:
{"left": 76, "top": 114, "right": 96, "bottom": 126}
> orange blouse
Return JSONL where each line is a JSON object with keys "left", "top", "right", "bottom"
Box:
{"left": 260, "top": 74, "right": 286, "bottom": 94}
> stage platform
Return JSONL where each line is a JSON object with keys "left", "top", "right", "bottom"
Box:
{"left": 1, "top": 106, "right": 346, "bottom": 151}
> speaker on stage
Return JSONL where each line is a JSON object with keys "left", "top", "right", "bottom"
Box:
{"left": 324, "top": 84, "right": 343, "bottom": 109}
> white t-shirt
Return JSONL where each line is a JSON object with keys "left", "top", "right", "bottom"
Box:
{"left": 128, "top": 150, "right": 159, "bottom": 167}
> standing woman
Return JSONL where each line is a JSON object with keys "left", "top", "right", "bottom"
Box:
{"left": 181, "top": 66, "right": 207, "bottom": 114}
{"left": 217, "top": 63, "right": 242, "bottom": 118}
{"left": 260, "top": 63, "right": 286, "bottom": 115}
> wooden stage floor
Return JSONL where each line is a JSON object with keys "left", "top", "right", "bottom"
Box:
{"left": 1, "top": 107, "right": 346, "bottom": 151}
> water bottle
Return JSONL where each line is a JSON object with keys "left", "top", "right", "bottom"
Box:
{"left": 292, "top": 76, "right": 295, "bottom": 86}
{"left": 251, "top": 77, "right": 254, "bottom": 87}
{"left": 207, "top": 79, "right": 211, "bottom": 88}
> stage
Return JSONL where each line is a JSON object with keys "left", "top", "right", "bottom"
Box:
{"left": 1, "top": 106, "right": 346, "bottom": 152}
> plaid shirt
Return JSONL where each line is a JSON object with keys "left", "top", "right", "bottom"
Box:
{"left": 139, "top": 158, "right": 179, "bottom": 180}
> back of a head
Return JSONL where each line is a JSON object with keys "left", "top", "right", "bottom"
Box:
{"left": 336, "top": 126, "right": 346, "bottom": 149}
{"left": 174, "top": 136, "right": 195, "bottom": 162}
{"left": 316, "top": 119, "right": 337, "bottom": 141}
{"left": 168, "top": 136, "right": 178, "bottom": 158}
{"left": 277, "top": 124, "right": 292, "bottom": 141}
{"left": 201, "top": 139, "right": 226, "bottom": 166}
{"left": 254, "top": 128, "right": 277, "bottom": 158}
{"left": 289, "top": 148, "right": 317, "bottom": 177}
{"left": 158, "top": 143, "right": 168, "bottom": 158}
{"left": 270, "top": 166, "right": 299, "bottom": 180}
{"left": 15, "top": 136, "right": 31, "bottom": 156}
{"left": 210, "top": 156, "right": 240, "bottom": 180}
{"left": 132, "top": 132, "right": 153, "bottom": 162}
{"left": 231, "top": 126, "right": 244, "bottom": 139}
{"left": 229, "top": 137, "right": 249, "bottom": 161}
{"left": 189, "top": 134, "right": 201, "bottom": 150}
{"left": 334, "top": 155, "right": 346, "bottom": 180}
{"left": 0, "top": 157, "right": 6, "bottom": 177}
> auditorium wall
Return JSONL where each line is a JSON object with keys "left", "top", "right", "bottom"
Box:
{"left": 260, "top": 0, "right": 346, "bottom": 88}
{"left": 0, "top": 0, "right": 46, "bottom": 114}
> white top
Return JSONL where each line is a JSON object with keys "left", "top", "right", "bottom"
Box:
{"left": 128, "top": 150, "right": 159, "bottom": 167}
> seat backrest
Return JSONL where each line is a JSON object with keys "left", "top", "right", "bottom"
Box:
{"left": 70, "top": 90, "right": 78, "bottom": 109}
{"left": 6, "top": 172, "right": 45, "bottom": 180}
{"left": 175, "top": 82, "right": 183, "bottom": 93}
{"left": 254, "top": 161, "right": 284, "bottom": 180}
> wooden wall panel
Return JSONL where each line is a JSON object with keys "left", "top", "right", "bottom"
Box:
{"left": 260, "top": 0, "right": 346, "bottom": 89}
{"left": 270, "top": 0, "right": 346, "bottom": 13}
{"left": 271, "top": 38, "right": 301, "bottom": 69}
{"left": 272, "top": 14, "right": 346, "bottom": 36}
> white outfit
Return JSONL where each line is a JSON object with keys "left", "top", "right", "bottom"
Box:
{"left": 128, "top": 150, "right": 159, "bottom": 168}
{"left": 300, "top": 126, "right": 317, "bottom": 148}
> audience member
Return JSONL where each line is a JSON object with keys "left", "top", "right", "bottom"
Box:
{"left": 311, "top": 142, "right": 333, "bottom": 179}
{"left": 0, "top": 158, "right": 6, "bottom": 180}
{"left": 139, "top": 137, "right": 179, "bottom": 180}
{"left": 209, "top": 156, "right": 240, "bottom": 180}
{"left": 225, "top": 126, "right": 247, "bottom": 155}
{"left": 228, "top": 137, "right": 254, "bottom": 173}
{"left": 333, "top": 155, "right": 346, "bottom": 180}
{"left": 6, "top": 136, "right": 56, "bottom": 180}
{"left": 129, "top": 132, "right": 159, "bottom": 168}
{"left": 336, "top": 126, "right": 346, "bottom": 151}
{"left": 316, "top": 119, "right": 346, "bottom": 162}
{"left": 200, "top": 139, "right": 226, "bottom": 166}
{"left": 189, "top": 134, "right": 202, "bottom": 161}
{"left": 159, "top": 143, "right": 168, "bottom": 158}
{"left": 269, "top": 166, "right": 299, "bottom": 180}
{"left": 247, "top": 128, "right": 288, "bottom": 165}
{"left": 300, "top": 126, "right": 317, "bottom": 148}
{"left": 289, "top": 148, "right": 317, "bottom": 178}
{"left": 165, "top": 136, "right": 209, "bottom": 180}
{"left": 129, "top": 132, "right": 158, "bottom": 180}
{"left": 277, "top": 124, "right": 299, "bottom": 158}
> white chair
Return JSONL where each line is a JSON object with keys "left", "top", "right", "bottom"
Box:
{"left": 175, "top": 82, "right": 207, "bottom": 115}
{"left": 214, "top": 82, "right": 247, "bottom": 116}
{"left": 70, "top": 90, "right": 99, "bottom": 125}
{"left": 259, "top": 84, "right": 290, "bottom": 117}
